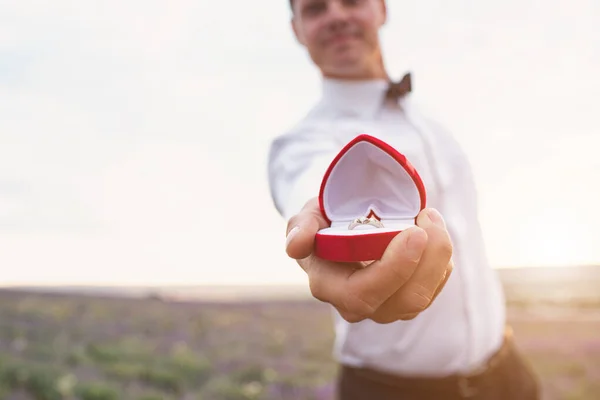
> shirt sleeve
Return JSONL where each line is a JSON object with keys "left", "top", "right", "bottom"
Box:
{"left": 267, "top": 127, "right": 340, "bottom": 221}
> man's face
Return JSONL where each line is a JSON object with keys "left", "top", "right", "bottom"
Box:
{"left": 291, "top": 0, "right": 387, "bottom": 79}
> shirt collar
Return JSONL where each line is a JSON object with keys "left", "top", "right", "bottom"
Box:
{"left": 320, "top": 77, "right": 391, "bottom": 119}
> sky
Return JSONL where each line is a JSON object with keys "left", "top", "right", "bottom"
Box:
{"left": 0, "top": 0, "right": 598, "bottom": 286}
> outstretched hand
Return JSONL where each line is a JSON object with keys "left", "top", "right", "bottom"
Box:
{"left": 285, "top": 198, "right": 453, "bottom": 324}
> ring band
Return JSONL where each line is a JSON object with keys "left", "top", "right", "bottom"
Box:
{"left": 348, "top": 217, "right": 384, "bottom": 230}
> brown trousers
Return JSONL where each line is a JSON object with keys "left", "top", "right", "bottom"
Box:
{"left": 336, "top": 329, "right": 541, "bottom": 400}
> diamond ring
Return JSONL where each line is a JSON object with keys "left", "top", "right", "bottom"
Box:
{"left": 348, "top": 217, "right": 385, "bottom": 230}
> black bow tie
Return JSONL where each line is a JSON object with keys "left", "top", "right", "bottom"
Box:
{"left": 385, "top": 73, "right": 412, "bottom": 100}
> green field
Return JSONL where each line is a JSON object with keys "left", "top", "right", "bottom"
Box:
{"left": 0, "top": 267, "right": 599, "bottom": 400}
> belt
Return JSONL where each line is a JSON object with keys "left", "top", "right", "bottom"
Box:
{"left": 343, "top": 326, "right": 515, "bottom": 399}
{"left": 455, "top": 326, "right": 515, "bottom": 397}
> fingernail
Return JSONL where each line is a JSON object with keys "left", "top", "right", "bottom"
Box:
{"left": 285, "top": 226, "right": 300, "bottom": 248}
{"left": 426, "top": 209, "right": 445, "bottom": 228}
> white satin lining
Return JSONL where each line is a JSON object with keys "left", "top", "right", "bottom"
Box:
{"left": 322, "top": 140, "right": 421, "bottom": 222}
{"left": 318, "top": 219, "right": 415, "bottom": 236}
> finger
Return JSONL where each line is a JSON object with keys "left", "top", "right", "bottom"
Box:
{"left": 300, "top": 255, "right": 361, "bottom": 308}
{"left": 370, "top": 209, "right": 452, "bottom": 322}
{"left": 374, "top": 261, "right": 453, "bottom": 323}
{"left": 407, "top": 208, "right": 453, "bottom": 303}
{"left": 285, "top": 198, "right": 330, "bottom": 260}
{"left": 330, "top": 226, "right": 427, "bottom": 320}
{"left": 431, "top": 260, "right": 453, "bottom": 303}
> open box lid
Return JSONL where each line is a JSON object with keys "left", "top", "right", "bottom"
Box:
{"left": 318, "top": 134, "right": 426, "bottom": 225}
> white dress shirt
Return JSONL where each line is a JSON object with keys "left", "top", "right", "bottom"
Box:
{"left": 267, "top": 77, "right": 507, "bottom": 377}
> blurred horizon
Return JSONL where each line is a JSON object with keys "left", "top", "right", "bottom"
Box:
{"left": 1, "top": 0, "right": 599, "bottom": 286}
{"left": 3, "top": 264, "right": 600, "bottom": 292}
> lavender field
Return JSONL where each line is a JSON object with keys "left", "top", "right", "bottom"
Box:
{"left": 0, "top": 266, "right": 599, "bottom": 400}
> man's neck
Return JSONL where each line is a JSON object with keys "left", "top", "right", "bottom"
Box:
{"left": 323, "top": 70, "right": 388, "bottom": 81}
{"left": 322, "top": 55, "right": 389, "bottom": 82}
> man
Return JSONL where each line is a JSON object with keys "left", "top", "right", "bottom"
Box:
{"left": 267, "top": 0, "right": 541, "bottom": 399}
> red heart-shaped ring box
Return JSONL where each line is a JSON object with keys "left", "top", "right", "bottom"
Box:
{"left": 314, "top": 134, "right": 427, "bottom": 262}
